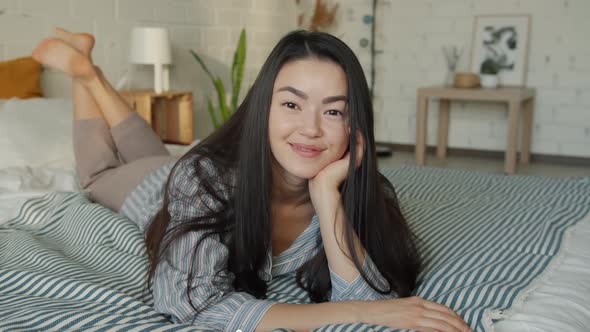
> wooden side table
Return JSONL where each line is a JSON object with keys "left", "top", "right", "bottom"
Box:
{"left": 120, "top": 90, "right": 194, "bottom": 145}
{"left": 415, "top": 86, "right": 535, "bottom": 175}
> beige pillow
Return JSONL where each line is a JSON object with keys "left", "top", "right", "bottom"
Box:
{"left": 0, "top": 57, "right": 43, "bottom": 99}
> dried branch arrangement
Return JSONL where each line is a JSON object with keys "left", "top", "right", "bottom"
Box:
{"left": 295, "top": 0, "right": 339, "bottom": 32}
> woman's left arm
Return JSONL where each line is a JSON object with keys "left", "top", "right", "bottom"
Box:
{"left": 309, "top": 133, "right": 393, "bottom": 302}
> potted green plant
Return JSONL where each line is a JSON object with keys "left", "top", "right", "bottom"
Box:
{"left": 479, "top": 58, "right": 500, "bottom": 88}
{"left": 190, "top": 29, "right": 246, "bottom": 128}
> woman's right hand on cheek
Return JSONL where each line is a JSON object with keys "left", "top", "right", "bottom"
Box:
{"left": 358, "top": 296, "right": 473, "bottom": 332}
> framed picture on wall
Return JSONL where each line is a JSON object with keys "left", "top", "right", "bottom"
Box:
{"left": 470, "top": 15, "right": 531, "bottom": 86}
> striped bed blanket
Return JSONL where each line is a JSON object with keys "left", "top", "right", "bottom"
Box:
{"left": 0, "top": 165, "right": 588, "bottom": 331}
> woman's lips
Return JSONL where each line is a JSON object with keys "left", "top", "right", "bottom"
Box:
{"left": 290, "top": 143, "right": 324, "bottom": 158}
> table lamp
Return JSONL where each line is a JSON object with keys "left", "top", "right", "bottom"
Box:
{"left": 129, "top": 27, "right": 172, "bottom": 93}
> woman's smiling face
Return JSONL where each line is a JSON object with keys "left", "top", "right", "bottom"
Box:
{"left": 268, "top": 58, "right": 350, "bottom": 180}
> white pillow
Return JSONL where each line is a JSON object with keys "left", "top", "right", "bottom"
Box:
{"left": 0, "top": 97, "right": 76, "bottom": 170}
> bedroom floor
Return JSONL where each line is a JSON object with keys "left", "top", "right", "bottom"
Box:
{"left": 378, "top": 151, "right": 590, "bottom": 177}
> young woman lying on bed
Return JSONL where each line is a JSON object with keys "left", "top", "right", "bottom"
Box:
{"left": 32, "top": 27, "right": 472, "bottom": 332}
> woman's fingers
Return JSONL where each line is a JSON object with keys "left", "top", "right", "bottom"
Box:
{"left": 416, "top": 328, "right": 442, "bottom": 332}
{"left": 421, "top": 300, "right": 472, "bottom": 332}
{"left": 345, "top": 127, "right": 364, "bottom": 168}
{"left": 422, "top": 310, "right": 471, "bottom": 332}
{"left": 355, "top": 130, "right": 364, "bottom": 167}
{"left": 365, "top": 297, "right": 471, "bottom": 332}
{"left": 423, "top": 301, "right": 467, "bottom": 325}
{"left": 417, "top": 316, "right": 462, "bottom": 332}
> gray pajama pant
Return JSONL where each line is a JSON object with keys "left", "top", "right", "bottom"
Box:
{"left": 74, "top": 113, "right": 176, "bottom": 212}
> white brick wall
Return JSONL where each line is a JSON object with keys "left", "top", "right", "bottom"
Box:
{"left": 2, "top": 0, "right": 588, "bottom": 157}
{"left": 333, "top": 0, "right": 590, "bottom": 158}
{"left": 0, "top": 0, "right": 297, "bottom": 139}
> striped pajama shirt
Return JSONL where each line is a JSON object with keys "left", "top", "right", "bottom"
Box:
{"left": 120, "top": 154, "right": 396, "bottom": 332}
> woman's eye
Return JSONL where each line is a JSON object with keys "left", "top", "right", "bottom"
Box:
{"left": 282, "top": 102, "right": 298, "bottom": 110}
{"left": 325, "top": 109, "right": 343, "bottom": 117}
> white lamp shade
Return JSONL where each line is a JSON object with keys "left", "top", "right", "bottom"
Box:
{"left": 129, "top": 27, "right": 172, "bottom": 65}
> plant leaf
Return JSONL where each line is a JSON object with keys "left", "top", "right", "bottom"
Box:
{"left": 213, "top": 78, "right": 229, "bottom": 121}
{"left": 207, "top": 97, "right": 219, "bottom": 129}
{"left": 231, "top": 29, "right": 246, "bottom": 114}
{"left": 190, "top": 49, "right": 216, "bottom": 84}
{"left": 192, "top": 49, "right": 226, "bottom": 126}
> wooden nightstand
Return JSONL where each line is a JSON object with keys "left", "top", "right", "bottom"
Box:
{"left": 415, "top": 86, "right": 535, "bottom": 175}
{"left": 120, "top": 90, "right": 194, "bottom": 145}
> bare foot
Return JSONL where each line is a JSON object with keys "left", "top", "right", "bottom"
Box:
{"left": 54, "top": 27, "right": 95, "bottom": 57}
{"left": 32, "top": 38, "right": 95, "bottom": 82}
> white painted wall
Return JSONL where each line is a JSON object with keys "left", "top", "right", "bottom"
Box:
{"left": 0, "top": 0, "right": 297, "bottom": 139}
{"left": 331, "top": 0, "right": 590, "bottom": 158}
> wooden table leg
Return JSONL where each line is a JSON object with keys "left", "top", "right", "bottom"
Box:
{"left": 520, "top": 98, "right": 534, "bottom": 164}
{"left": 437, "top": 99, "right": 450, "bottom": 159}
{"left": 505, "top": 100, "right": 520, "bottom": 175}
{"left": 415, "top": 95, "right": 428, "bottom": 166}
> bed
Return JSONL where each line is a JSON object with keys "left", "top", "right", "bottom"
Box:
{"left": 1, "top": 98, "right": 589, "bottom": 331}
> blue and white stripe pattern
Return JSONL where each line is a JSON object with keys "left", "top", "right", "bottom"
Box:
{"left": 0, "top": 164, "right": 588, "bottom": 331}
{"left": 383, "top": 165, "right": 590, "bottom": 331}
{"left": 0, "top": 192, "right": 207, "bottom": 331}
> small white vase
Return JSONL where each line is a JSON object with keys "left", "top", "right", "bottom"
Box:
{"left": 480, "top": 74, "right": 499, "bottom": 88}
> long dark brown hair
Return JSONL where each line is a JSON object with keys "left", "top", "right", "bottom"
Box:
{"left": 145, "top": 30, "right": 421, "bottom": 306}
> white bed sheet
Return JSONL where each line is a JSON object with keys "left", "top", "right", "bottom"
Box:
{"left": 0, "top": 166, "right": 80, "bottom": 225}
{"left": 495, "top": 211, "right": 590, "bottom": 332}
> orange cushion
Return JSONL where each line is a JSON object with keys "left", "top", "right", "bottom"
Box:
{"left": 0, "top": 57, "right": 43, "bottom": 99}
